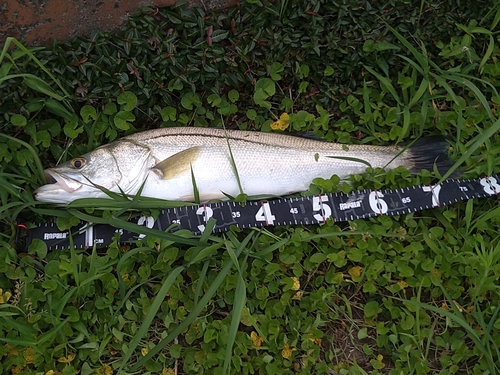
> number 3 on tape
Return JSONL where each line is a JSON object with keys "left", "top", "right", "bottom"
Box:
{"left": 196, "top": 206, "right": 214, "bottom": 232}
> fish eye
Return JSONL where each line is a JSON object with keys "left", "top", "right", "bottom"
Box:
{"left": 71, "top": 157, "right": 86, "bottom": 169}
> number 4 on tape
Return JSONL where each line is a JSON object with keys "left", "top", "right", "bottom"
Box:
{"left": 255, "top": 202, "right": 275, "bottom": 225}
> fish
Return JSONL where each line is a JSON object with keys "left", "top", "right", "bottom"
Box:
{"left": 34, "top": 127, "right": 452, "bottom": 204}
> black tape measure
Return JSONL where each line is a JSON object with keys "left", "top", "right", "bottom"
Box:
{"left": 22, "top": 175, "right": 500, "bottom": 251}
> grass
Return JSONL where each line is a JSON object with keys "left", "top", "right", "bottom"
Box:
{"left": 1, "top": 1, "right": 500, "bottom": 374}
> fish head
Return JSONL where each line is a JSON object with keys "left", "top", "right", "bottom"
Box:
{"left": 34, "top": 141, "right": 152, "bottom": 204}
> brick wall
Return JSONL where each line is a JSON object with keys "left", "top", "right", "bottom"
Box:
{"left": 0, "top": 0, "right": 237, "bottom": 46}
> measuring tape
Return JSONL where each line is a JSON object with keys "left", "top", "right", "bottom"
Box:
{"left": 21, "top": 175, "right": 500, "bottom": 251}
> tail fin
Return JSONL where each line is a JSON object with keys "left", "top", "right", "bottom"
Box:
{"left": 405, "top": 136, "right": 459, "bottom": 177}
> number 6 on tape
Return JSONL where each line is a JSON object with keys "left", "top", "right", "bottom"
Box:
{"left": 369, "top": 191, "right": 388, "bottom": 214}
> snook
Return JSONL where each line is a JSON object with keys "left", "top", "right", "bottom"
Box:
{"left": 34, "top": 127, "right": 451, "bottom": 204}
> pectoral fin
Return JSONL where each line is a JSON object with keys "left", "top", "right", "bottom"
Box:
{"left": 154, "top": 146, "right": 202, "bottom": 179}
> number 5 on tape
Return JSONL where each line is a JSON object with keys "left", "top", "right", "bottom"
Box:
{"left": 313, "top": 195, "right": 332, "bottom": 222}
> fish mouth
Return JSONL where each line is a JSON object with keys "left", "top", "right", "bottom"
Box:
{"left": 37, "top": 170, "right": 83, "bottom": 194}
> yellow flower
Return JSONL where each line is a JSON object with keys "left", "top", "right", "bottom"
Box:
{"left": 5, "top": 344, "right": 18, "bottom": 357}
{"left": 348, "top": 266, "right": 363, "bottom": 279}
{"left": 281, "top": 343, "right": 296, "bottom": 359}
{"left": 58, "top": 352, "right": 75, "bottom": 363}
{"left": 310, "top": 337, "right": 322, "bottom": 346}
{"left": 23, "top": 347, "right": 36, "bottom": 364}
{"left": 376, "top": 354, "right": 385, "bottom": 369}
{"left": 141, "top": 347, "right": 149, "bottom": 356}
{"left": 45, "top": 371, "right": 56, "bottom": 375}
{"left": 0, "top": 288, "right": 12, "bottom": 304}
{"left": 11, "top": 365, "right": 23, "bottom": 375}
{"left": 96, "top": 364, "right": 113, "bottom": 375}
{"left": 162, "top": 368, "right": 175, "bottom": 375}
{"left": 431, "top": 268, "right": 441, "bottom": 278}
{"left": 290, "top": 277, "right": 300, "bottom": 291}
{"left": 270, "top": 113, "right": 290, "bottom": 131}
{"left": 292, "top": 291, "right": 303, "bottom": 300}
{"left": 396, "top": 280, "right": 408, "bottom": 291}
{"left": 121, "top": 273, "right": 129, "bottom": 281}
{"left": 251, "top": 331, "right": 263, "bottom": 347}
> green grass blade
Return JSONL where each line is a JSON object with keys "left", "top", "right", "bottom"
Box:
{"left": 251, "top": 238, "right": 289, "bottom": 258}
{"left": 417, "top": 100, "right": 430, "bottom": 136}
{"left": 190, "top": 164, "right": 200, "bottom": 204}
{"left": 223, "top": 125, "right": 245, "bottom": 196}
{"left": 464, "top": 199, "right": 474, "bottom": 234}
{"left": 130, "top": 232, "right": 255, "bottom": 371}
{"left": 36, "top": 317, "right": 71, "bottom": 346}
{"left": 116, "top": 246, "right": 156, "bottom": 299}
{"left": 0, "top": 316, "right": 37, "bottom": 338}
{"left": 393, "top": 296, "right": 487, "bottom": 352}
{"left": 225, "top": 232, "right": 242, "bottom": 273}
{"left": 408, "top": 78, "right": 429, "bottom": 107}
{"left": 23, "top": 75, "right": 65, "bottom": 101}
{"left": 0, "top": 133, "right": 45, "bottom": 185}
{"left": 53, "top": 288, "right": 77, "bottom": 319}
{"left": 484, "top": 304, "right": 500, "bottom": 360}
{"left": 387, "top": 25, "right": 429, "bottom": 74}
{"left": 444, "top": 74, "right": 496, "bottom": 122}
{"left": 363, "top": 65, "right": 402, "bottom": 105}
{"left": 438, "top": 117, "right": 500, "bottom": 181}
{"left": 188, "top": 241, "right": 223, "bottom": 265}
{"left": 470, "top": 206, "right": 500, "bottom": 234}
{"left": 400, "top": 106, "right": 411, "bottom": 142}
{"left": 0, "top": 337, "right": 37, "bottom": 347}
{"left": 223, "top": 264, "right": 247, "bottom": 374}
{"left": 397, "top": 55, "right": 426, "bottom": 77}
{"left": 117, "top": 265, "right": 185, "bottom": 373}
{"left": 362, "top": 80, "right": 375, "bottom": 135}
{"left": 479, "top": 34, "right": 495, "bottom": 73}
{"left": 193, "top": 260, "right": 211, "bottom": 305}
{"left": 430, "top": 73, "right": 461, "bottom": 107}
{"left": 199, "top": 217, "right": 217, "bottom": 243}
{"left": 67, "top": 196, "right": 195, "bottom": 210}
{"left": 303, "top": 230, "right": 399, "bottom": 242}
{"left": 492, "top": 6, "right": 500, "bottom": 29}
{"left": 4, "top": 37, "right": 71, "bottom": 98}
{"left": 0, "top": 304, "right": 25, "bottom": 316}
{"left": 67, "top": 209, "right": 202, "bottom": 246}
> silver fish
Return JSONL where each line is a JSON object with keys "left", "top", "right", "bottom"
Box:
{"left": 34, "top": 127, "right": 450, "bottom": 204}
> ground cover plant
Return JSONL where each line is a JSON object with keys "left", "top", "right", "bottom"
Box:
{"left": 1, "top": 0, "right": 500, "bottom": 374}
